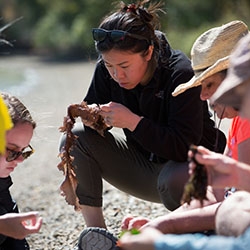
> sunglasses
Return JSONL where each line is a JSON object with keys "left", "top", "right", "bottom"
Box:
{"left": 92, "top": 28, "right": 149, "bottom": 43}
{"left": 6, "top": 145, "right": 34, "bottom": 162}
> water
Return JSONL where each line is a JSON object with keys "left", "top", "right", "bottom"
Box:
{"left": 0, "top": 67, "right": 39, "bottom": 96}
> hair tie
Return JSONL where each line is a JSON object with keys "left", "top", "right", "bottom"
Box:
{"left": 126, "top": 4, "right": 137, "bottom": 13}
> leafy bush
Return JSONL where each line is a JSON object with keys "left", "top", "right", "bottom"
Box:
{"left": 0, "top": 0, "right": 249, "bottom": 59}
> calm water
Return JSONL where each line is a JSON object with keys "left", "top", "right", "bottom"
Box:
{"left": 0, "top": 66, "right": 38, "bottom": 96}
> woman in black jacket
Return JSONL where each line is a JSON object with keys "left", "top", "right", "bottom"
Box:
{"left": 59, "top": 0, "right": 226, "bottom": 232}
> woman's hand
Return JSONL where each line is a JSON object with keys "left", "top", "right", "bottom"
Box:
{"left": 100, "top": 102, "right": 142, "bottom": 131}
{"left": 188, "top": 146, "right": 238, "bottom": 189}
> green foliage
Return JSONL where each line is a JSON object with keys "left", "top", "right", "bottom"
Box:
{"left": 31, "top": 0, "right": 112, "bottom": 57}
{"left": 0, "top": 17, "right": 23, "bottom": 46}
{"left": 0, "top": 0, "right": 250, "bottom": 59}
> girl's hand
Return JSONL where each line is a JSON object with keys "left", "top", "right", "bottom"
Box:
{"left": 0, "top": 212, "right": 42, "bottom": 239}
{"left": 121, "top": 215, "right": 150, "bottom": 231}
{"left": 118, "top": 227, "right": 162, "bottom": 250}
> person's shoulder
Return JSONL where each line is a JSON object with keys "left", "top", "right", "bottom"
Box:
{"left": 236, "top": 116, "right": 250, "bottom": 135}
{"left": 167, "top": 48, "right": 194, "bottom": 85}
{"left": 95, "top": 58, "right": 105, "bottom": 69}
{"left": 0, "top": 177, "right": 12, "bottom": 192}
{"left": 170, "top": 49, "right": 191, "bottom": 68}
{"left": 156, "top": 30, "right": 192, "bottom": 70}
{"left": 231, "top": 116, "right": 250, "bottom": 129}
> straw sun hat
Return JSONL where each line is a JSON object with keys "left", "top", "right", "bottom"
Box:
{"left": 172, "top": 20, "right": 249, "bottom": 97}
{"left": 211, "top": 33, "right": 250, "bottom": 109}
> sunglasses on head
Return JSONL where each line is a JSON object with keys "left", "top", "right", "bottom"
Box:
{"left": 92, "top": 28, "right": 149, "bottom": 43}
{"left": 6, "top": 144, "right": 34, "bottom": 162}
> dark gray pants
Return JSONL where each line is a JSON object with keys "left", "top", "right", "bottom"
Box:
{"left": 59, "top": 123, "right": 189, "bottom": 211}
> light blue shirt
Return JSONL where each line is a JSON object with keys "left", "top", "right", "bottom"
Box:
{"left": 154, "top": 227, "right": 250, "bottom": 250}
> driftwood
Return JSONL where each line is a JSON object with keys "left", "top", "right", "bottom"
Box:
{"left": 57, "top": 101, "right": 108, "bottom": 210}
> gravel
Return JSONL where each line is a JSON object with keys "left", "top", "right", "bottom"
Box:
{"left": 3, "top": 56, "right": 168, "bottom": 250}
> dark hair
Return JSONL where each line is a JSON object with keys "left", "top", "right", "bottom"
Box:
{"left": 96, "top": 1, "right": 164, "bottom": 56}
{"left": 219, "top": 69, "right": 227, "bottom": 78}
{"left": 1, "top": 92, "right": 36, "bottom": 129}
{"left": 218, "top": 69, "right": 239, "bottom": 111}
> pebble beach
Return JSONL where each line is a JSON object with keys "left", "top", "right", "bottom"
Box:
{"left": 0, "top": 55, "right": 231, "bottom": 249}
{"left": 1, "top": 55, "right": 170, "bottom": 249}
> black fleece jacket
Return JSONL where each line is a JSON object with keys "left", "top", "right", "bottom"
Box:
{"left": 84, "top": 35, "right": 226, "bottom": 162}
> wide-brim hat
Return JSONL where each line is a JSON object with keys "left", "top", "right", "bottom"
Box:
{"left": 211, "top": 33, "right": 250, "bottom": 109}
{"left": 172, "top": 20, "right": 249, "bottom": 97}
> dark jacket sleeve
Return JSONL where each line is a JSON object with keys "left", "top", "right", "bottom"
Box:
{"left": 129, "top": 47, "right": 203, "bottom": 161}
{"left": 132, "top": 85, "right": 204, "bottom": 162}
{"left": 131, "top": 42, "right": 226, "bottom": 161}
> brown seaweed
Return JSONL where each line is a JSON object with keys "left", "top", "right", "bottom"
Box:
{"left": 181, "top": 145, "right": 208, "bottom": 206}
{"left": 57, "top": 101, "right": 108, "bottom": 210}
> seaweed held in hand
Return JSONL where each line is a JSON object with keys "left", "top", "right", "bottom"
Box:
{"left": 181, "top": 145, "right": 208, "bottom": 206}
{"left": 57, "top": 101, "right": 109, "bottom": 210}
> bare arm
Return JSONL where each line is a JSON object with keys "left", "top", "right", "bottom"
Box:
{"left": 238, "top": 138, "right": 250, "bottom": 165}
{"left": 122, "top": 202, "right": 220, "bottom": 234}
{"left": 142, "top": 202, "right": 219, "bottom": 234}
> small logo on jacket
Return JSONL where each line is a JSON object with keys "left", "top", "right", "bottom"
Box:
{"left": 155, "top": 90, "right": 164, "bottom": 99}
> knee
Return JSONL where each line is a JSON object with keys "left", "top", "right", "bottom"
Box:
{"left": 59, "top": 133, "right": 66, "bottom": 151}
{"left": 58, "top": 122, "right": 87, "bottom": 152}
{"left": 157, "top": 161, "right": 189, "bottom": 211}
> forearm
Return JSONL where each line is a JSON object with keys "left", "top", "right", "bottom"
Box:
{"left": 132, "top": 118, "right": 189, "bottom": 161}
{"left": 0, "top": 218, "right": 8, "bottom": 234}
{"left": 152, "top": 203, "right": 219, "bottom": 234}
{"left": 237, "top": 161, "right": 250, "bottom": 192}
{"left": 126, "top": 114, "right": 143, "bottom": 131}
